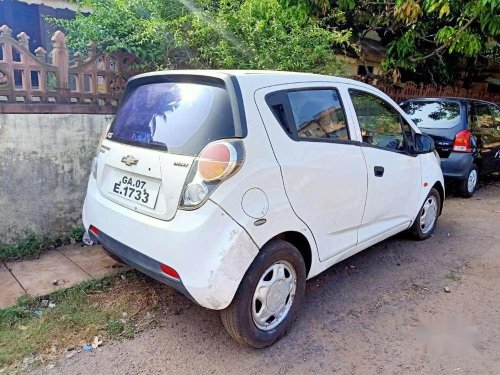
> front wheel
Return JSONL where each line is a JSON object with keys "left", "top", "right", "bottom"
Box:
{"left": 220, "top": 240, "right": 306, "bottom": 348}
{"left": 410, "top": 188, "right": 441, "bottom": 240}
{"left": 458, "top": 164, "right": 478, "bottom": 198}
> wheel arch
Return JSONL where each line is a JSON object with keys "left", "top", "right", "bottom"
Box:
{"left": 473, "top": 157, "right": 482, "bottom": 174}
{"left": 262, "top": 231, "right": 312, "bottom": 277}
{"left": 432, "top": 180, "right": 445, "bottom": 215}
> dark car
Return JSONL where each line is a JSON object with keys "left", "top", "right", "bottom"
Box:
{"left": 400, "top": 98, "right": 500, "bottom": 197}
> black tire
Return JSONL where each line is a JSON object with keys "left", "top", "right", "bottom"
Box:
{"left": 410, "top": 188, "right": 441, "bottom": 240}
{"left": 220, "top": 240, "right": 306, "bottom": 348}
{"left": 457, "top": 164, "right": 479, "bottom": 198}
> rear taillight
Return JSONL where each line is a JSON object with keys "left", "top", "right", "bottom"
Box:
{"left": 198, "top": 143, "right": 237, "bottom": 181}
{"left": 453, "top": 130, "right": 472, "bottom": 152}
{"left": 180, "top": 140, "right": 244, "bottom": 209}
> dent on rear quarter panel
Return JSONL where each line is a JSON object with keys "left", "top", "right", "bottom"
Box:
{"left": 204, "top": 225, "right": 258, "bottom": 310}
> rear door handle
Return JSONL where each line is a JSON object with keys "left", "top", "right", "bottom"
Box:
{"left": 374, "top": 166, "right": 384, "bottom": 177}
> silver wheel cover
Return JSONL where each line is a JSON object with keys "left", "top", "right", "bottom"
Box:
{"left": 467, "top": 169, "right": 477, "bottom": 193}
{"left": 419, "top": 195, "right": 438, "bottom": 234}
{"left": 252, "top": 260, "right": 297, "bottom": 331}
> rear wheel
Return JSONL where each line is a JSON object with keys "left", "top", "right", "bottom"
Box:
{"left": 220, "top": 240, "right": 306, "bottom": 348}
{"left": 410, "top": 188, "right": 440, "bottom": 240}
{"left": 458, "top": 164, "right": 478, "bottom": 198}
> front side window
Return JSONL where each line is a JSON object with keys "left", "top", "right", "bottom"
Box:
{"left": 287, "top": 89, "right": 349, "bottom": 141}
{"left": 350, "top": 90, "right": 405, "bottom": 151}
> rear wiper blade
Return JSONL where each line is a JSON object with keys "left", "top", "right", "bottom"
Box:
{"left": 148, "top": 140, "right": 168, "bottom": 149}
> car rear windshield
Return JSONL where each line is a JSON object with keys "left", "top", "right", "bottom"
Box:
{"left": 108, "top": 81, "right": 236, "bottom": 156}
{"left": 400, "top": 100, "right": 461, "bottom": 129}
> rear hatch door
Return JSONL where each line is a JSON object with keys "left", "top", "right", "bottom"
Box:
{"left": 417, "top": 126, "right": 461, "bottom": 158}
{"left": 98, "top": 141, "right": 193, "bottom": 221}
{"left": 400, "top": 99, "right": 465, "bottom": 158}
{"left": 95, "top": 74, "right": 244, "bottom": 221}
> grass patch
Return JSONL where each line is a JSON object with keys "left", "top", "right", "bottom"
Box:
{"left": 445, "top": 271, "right": 462, "bottom": 281}
{"left": 0, "top": 271, "right": 158, "bottom": 371}
{"left": 0, "top": 227, "right": 84, "bottom": 262}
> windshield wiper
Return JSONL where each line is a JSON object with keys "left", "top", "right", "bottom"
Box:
{"left": 148, "top": 140, "right": 168, "bottom": 149}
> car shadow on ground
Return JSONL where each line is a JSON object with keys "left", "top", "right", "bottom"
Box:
{"left": 46, "top": 179, "right": 499, "bottom": 375}
{"left": 444, "top": 172, "right": 499, "bottom": 198}
{"left": 122, "top": 176, "right": 499, "bottom": 358}
{"left": 142, "top": 184, "right": 485, "bottom": 357}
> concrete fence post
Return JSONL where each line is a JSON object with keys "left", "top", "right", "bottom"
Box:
{"left": 51, "top": 30, "right": 69, "bottom": 90}
{"left": 16, "top": 32, "right": 30, "bottom": 50}
{"left": 0, "top": 24, "right": 12, "bottom": 37}
{"left": 34, "top": 47, "right": 47, "bottom": 62}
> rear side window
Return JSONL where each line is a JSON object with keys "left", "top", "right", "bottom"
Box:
{"left": 400, "top": 100, "right": 461, "bottom": 129}
{"left": 288, "top": 90, "right": 349, "bottom": 141}
{"left": 109, "top": 82, "right": 236, "bottom": 156}
{"left": 266, "top": 88, "right": 349, "bottom": 141}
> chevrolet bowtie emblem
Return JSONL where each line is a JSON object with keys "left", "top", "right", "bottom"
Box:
{"left": 121, "top": 155, "right": 139, "bottom": 166}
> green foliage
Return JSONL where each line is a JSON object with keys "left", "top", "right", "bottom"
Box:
{"left": 51, "top": 0, "right": 185, "bottom": 68}
{"left": 310, "top": 0, "right": 500, "bottom": 83}
{"left": 392, "top": 0, "right": 498, "bottom": 67}
{"left": 52, "top": 0, "right": 352, "bottom": 74}
{"left": 0, "top": 276, "right": 114, "bottom": 367}
{"left": 51, "top": 0, "right": 498, "bottom": 82}
{"left": 0, "top": 272, "right": 152, "bottom": 368}
{"left": 0, "top": 296, "right": 33, "bottom": 329}
{"left": 106, "top": 318, "right": 126, "bottom": 337}
{"left": 169, "top": 0, "right": 351, "bottom": 73}
{"left": 0, "top": 227, "right": 84, "bottom": 262}
{"left": 444, "top": 271, "right": 462, "bottom": 281}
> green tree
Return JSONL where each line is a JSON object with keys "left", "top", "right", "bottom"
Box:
{"left": 308, "top": 0, "right": 499, "bottom": 83}
{"left": 53, "top": 0, "right": 188, "bottom": 69}
{"left": 54, "top": 0, "right": 353, "bottom": 74}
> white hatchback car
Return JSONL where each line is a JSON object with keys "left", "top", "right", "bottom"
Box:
{"left": 83, "top": 70, "right": 444, "bottom": 348}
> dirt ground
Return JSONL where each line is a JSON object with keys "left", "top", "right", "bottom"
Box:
{"left": 39, "top": 178, "right": 499, "bottom": 375}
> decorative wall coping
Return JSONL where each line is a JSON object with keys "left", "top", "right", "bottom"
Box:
{"left": 0, "top": 24, "right": 141, "bottom": 114}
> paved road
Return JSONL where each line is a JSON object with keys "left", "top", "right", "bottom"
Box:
{"left": 43, "top": 179, "right": 499, "bottom": 375}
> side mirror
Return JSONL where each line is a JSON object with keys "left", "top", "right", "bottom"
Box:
{"left": 414, "top": 133, "right": 435, "bottom": 154}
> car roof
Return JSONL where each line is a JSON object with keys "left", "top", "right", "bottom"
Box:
{"left": 129, "top": 69, "right": 377, "bottom": 92}
{"left": 132, "top": 69, "right": 337, "bottom": 79}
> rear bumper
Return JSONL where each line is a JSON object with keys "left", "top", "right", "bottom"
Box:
{"left": 89, "top": 229, "right": 195, "bottom": 302}
{"left": 82, "top": 177, "right": 259, "bottom": 310}
{"left": 440, "top": 152, "right": 474, "bottom": 180}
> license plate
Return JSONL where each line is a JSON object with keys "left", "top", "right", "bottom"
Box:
{"left": 108, "top": 173, "right": 160, "bottom": 209}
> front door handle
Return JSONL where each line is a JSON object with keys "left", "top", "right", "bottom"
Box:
{"left": 374, "top": 166, "right": 384, "bottom": 177}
